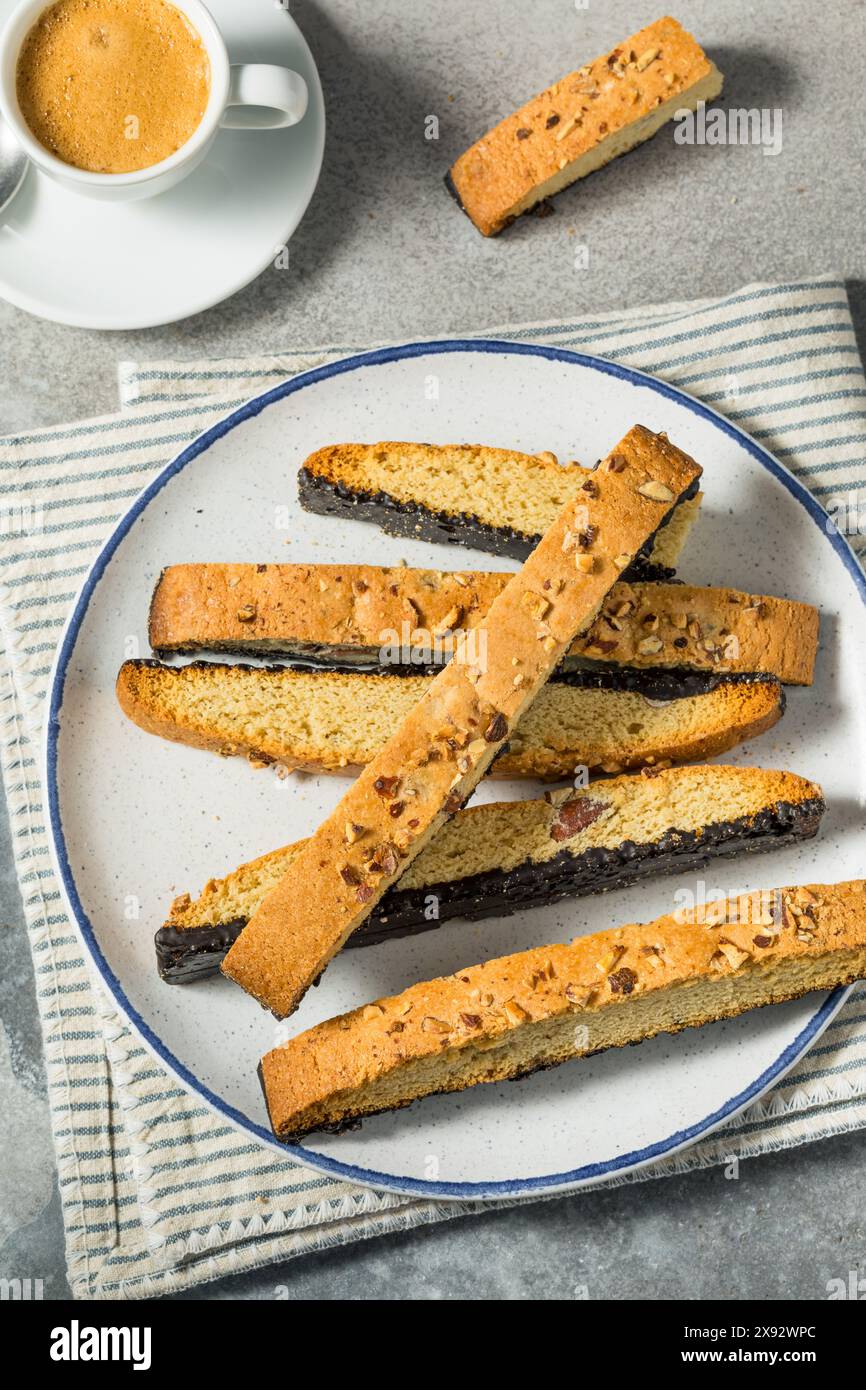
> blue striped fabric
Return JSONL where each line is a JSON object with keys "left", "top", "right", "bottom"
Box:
{"left": 2, "top": 275, "right": 865, "bottom": 1299}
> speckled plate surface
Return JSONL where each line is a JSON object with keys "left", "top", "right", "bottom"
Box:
{"left": 45, "top": 342, "right": 866, "bottom": 1199}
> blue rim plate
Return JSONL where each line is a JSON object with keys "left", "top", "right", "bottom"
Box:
{"left": 44, "top": 340, "right": 863, "bottom": 1200}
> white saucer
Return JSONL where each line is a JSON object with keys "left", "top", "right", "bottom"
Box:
{"left": 0, "top": 0, "right": 324, "bottom": 329}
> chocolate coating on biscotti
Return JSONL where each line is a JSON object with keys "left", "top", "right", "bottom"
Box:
{"left": 156, "top": 795, "right": 823, "bottom": 982}
{"left": 297, "top": 465, "right": 680, "bottom": 579}
{"left": 127, "top": 654, "right": 776, "bottom": 700}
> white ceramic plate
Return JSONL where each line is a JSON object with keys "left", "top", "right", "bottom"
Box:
{"left": 46, "top": 342, "right": 866, "bottom": 1200}
{"left": 0, "top": 0, "right": 324, "bottom": 329}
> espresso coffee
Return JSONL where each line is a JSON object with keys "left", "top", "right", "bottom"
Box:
{"left": 16, "top": 0, "right": 210, "bottom": 174}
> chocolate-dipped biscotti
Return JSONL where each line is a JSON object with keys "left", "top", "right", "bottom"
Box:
{"left": 116, "top": 663, "right": 783, "bottom": 780}
{"left": 260, "top": 879, "right": 866, "bottom": 1142}
{"left": 298, "top": 440, "right": 701, "bottom": 571}
{"left": 221, "top": 424, "right": 702, "bottom": 1016}
{"left": 446, "top": 16, "right": 723, "bottom": 236}
{"left": 157, "top": 766, "right": 824, "bottom": 983}
{"left": 148, "top": 562, "right": 819, "bottom": 686}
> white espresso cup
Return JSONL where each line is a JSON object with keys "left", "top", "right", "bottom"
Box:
{"left": 0, "top": 0, "right": 309, "bottom": 201}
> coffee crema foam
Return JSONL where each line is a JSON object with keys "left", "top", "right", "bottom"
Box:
{"left": 16, "top": 0, "right": 210, "bottom": 174}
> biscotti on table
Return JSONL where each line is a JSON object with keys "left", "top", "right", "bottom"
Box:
{"left": 157, "top": 766, "right": 824, "bottom": 982}
{"left": 260, "top": 879, "right": 866, "bottom": 1142}
{"left": 117, "top": 661, "right": 784, "bottom": 779}
{"left": 446, "top": 16, "right": 724, "bottom": 236}
{"left": 147, "top": 563, "right": 819, "bottom": 686}
{"left": 221, "top": 424, "right": 702, "bottom": 1016}
{"left": 298, "top": 440, "right": 701, "bottom": 571}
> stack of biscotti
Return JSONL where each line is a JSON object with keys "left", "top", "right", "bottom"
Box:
{"left": 445, "top": 16, "right": 724, "bottom": 236}
{"left": 124, "top": 558, "right": 817, "bottom": 778}
{"left": 115, "top": 416, "right": 840, "bottom": 1150}
{"left": 157, "top": 766, "right": 824, "bottom": 983}
{"left": 297, "top": 440, "right": 702, "bottom": 569}
{"left": 220, "top": 425, "right": 703, "bottom": 1016}
{"left": 259, "top": 880, "right": 866, "bottom": 1142}
{"left": 117, "top": 424, "right": 823, "bottom": 992}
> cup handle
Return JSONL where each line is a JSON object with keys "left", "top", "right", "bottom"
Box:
{"left": 221, "top": 65, "right": 308, "bottom": 130}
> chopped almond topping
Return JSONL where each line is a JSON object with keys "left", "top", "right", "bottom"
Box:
{"left": 522, "top": 590, "right": 551, "bottom": 622}
{"left": 718, "top": 940, "right": 751, "bottom": 969}
{"left": 596, "top": 944, "right": 627, "bottom": 975}
{"left": 637, "top": 479, "right": 674, "bottom": 503}
{"left": 503, "top": 999, "right": 530, "bottom": 1025}
{"left": 421, "top": 1016, "right": 450, "bottom": 1035}
{"left": 432, "top": 605, "right": 463, "bottom": 637}
{"left": 635, "top": 46, "right": 659, "bottom": 71}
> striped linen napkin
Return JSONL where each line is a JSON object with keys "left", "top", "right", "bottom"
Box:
{"left": 2, "top": 274, "right": 865, "bottom": 1300}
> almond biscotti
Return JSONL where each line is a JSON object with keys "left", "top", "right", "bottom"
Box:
{"left": 222, "top": 424, "right": 702, "bottom": 1016}
{"left": 260, "top": 879, "right": 866, "bottom": 1141}
{"left": 148, "top": 563, "right": 819, "bottom": 686}
{"left": 116, "top": 662, "right": 784, "bottom": 779}
{"left": 157, "top": 766, "right": 824, "bottom": 982}
{"left": 446, "top": 17, "right": 723, "bottom": 236}
{"left": 298, "top": 440, "right": 701, "bottom": 571}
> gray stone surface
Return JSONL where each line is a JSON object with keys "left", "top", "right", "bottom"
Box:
{"left": 1, "top": 0, "right": 864, "bottom": 1301}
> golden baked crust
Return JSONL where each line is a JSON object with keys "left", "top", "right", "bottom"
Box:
{"left": 148, "top": 563, "right": 507, "bottom": 659}
{"left": 220, "top": 424, "right": 702, "bottom": 1016}
{"left": 576, "top": 581, "right": 818, "bottom": 684}
{"left": 260, "top": 879, "right": 866, "bottom": 1140}
{"left": 148, "top": 565, "right": 818, "bottom": 686}
{"left": 116, "top": 661, "right": 783, "bottom": 779}
{"left": 448, "top": 16, "right": 724, "bottom": 235}
{"left": 166, "top": 765, "right": 823, "bottom": 933}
